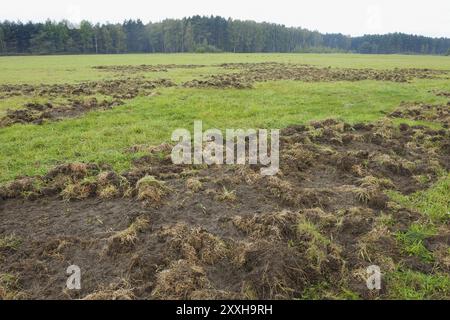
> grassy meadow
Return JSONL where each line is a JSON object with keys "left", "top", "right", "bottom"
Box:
{"left": 0, "top": 53, "right": 449, "bottom": 299}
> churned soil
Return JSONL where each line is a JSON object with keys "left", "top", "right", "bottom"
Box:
{"left": 1, "top": 117, "right": 449, "bottom": 299}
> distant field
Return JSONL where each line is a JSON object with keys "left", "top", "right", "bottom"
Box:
{"left": 2, "top": 53, "right": 450, "bottom": 85}
{"left": 0, "top": 53, "right": 449, "bottom": 300}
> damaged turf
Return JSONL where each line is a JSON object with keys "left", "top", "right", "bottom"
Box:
{"left": 0, "top": 115, "right": 449, "bottom": 299}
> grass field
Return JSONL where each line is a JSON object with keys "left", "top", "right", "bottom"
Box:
{"left": 0, "top": 53, "right": 449, "bottom": 300}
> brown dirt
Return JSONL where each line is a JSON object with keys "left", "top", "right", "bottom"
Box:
{"left": 183, "top": 62, "right": 449, "bottom": 89}
{"left": 1, "top": 117, "right": 449, "bottom": 299}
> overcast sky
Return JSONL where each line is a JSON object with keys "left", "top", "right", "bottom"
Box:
{"left": 2, "top": 0, "right": 449, "bottom": 37}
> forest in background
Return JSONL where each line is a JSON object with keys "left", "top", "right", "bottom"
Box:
{"left": 1, "top": 15, "right": 450, "bottom": 55}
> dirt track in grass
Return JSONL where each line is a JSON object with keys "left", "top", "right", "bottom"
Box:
{"left": 1, "top": 116, "right": 449, "bottom": 299}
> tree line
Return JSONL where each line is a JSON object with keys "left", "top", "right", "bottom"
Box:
{"left": 1, "top": 16, "right": 449, "bottom": 55}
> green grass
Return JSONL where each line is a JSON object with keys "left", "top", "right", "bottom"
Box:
{"left": 1, "top": 53, "right": 450, "bottom": 183}
{"left": 386, "top": 269, "right": 450, "bottom": 299}
{"left": 396, "top": 223, "right": 437, "bottom": 263}
{"left": 387, "top": 174, "right": 450, "bottom": 223}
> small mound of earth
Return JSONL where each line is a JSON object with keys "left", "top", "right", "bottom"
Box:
{"left": 1, "top": 118, "right": 449, "bottom": 299}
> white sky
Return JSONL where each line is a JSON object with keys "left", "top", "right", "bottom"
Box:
{"left": 2, "top": 0, "right": 450, "bottom": 37}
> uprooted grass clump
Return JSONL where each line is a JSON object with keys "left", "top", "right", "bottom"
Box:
{"left": 109, "top": 217, "right": 150, "bottom": 247}
{"left": 158, "top": 223, "right": 228, "bottom": 265}
{"left": 82, "top": 280, "right": 135, "bottom": 300}
{"left": 136, "top": 175, "right": 170, "bottom": 204}
{"left": 216, "top": 186, "right": 237, "bottom": 202}
{"left": 185, "top": 177, "right": 203, "bottom": 192}
{"left": 0, "top": 98, "right": 124, "bottom": 127}
{"left": 0, "top": 273, "right": 25, "bottom": 300}
{"left": 151, "top": 259, "right": 211, "bottom": 299}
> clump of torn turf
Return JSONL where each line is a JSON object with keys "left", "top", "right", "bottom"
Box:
{"left": 151, "top": 259, "right": 211, "bottom": 299}
{"left": 158, "top": 223, "right": 228, "bottom": 264}
{"left": 82, "top": 280, "right": 135, "bottom": 300}
{"left": 185, "top": 178, "right": 203, "bottom": 192}
{"left": 216, "top": 186, "right": 237, "bottom": 202}
{"left": 107, "top": 217, "right": 150, "bottom": 254}
{"left": 136, "top": 175, "right": 170, "bottom": 204}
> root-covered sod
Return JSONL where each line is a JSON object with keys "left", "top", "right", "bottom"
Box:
{"left": 0, "top": 53, "right": 449, "bottom": 300}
